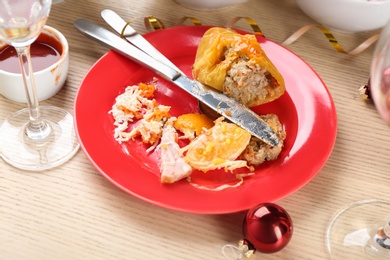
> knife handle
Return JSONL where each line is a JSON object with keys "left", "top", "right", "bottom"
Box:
{"left": 74, "top": 19, "right": 181, "bottom": 82}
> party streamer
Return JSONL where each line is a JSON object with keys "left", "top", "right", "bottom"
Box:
{"left": 123, "top": 16, "right": 378, "bottom": 55}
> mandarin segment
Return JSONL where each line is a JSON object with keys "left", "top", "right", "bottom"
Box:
{"left": 181, "top": 118, "right": 251, "bottom": 172}
{"left": 174, "top": 113, "right": 214, "bottom": 140}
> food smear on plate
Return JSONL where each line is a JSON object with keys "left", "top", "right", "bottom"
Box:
{"left": 108, "top": 28, "right": 288, "bottom": 189}
{"left": 109, "top": 78, "right": 286, "bottom": 190}
{"left": 193, "top": 27, "right": 285, "bottom": 107}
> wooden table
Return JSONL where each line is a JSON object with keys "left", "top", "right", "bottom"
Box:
{"left": 1, "top": 0, "right": 389, "bottom": 259}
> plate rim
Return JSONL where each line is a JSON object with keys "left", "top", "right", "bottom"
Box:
{"left": 74, "top": 25, "right": 338, "bottom": 214}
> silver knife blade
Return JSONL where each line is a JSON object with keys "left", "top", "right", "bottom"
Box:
{"left": 101, "top": 9, "right": 183, "bottom": 73}
{"left": 74, "top": 19, "right": 279, "bottom": 146}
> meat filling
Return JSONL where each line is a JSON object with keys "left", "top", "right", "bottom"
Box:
{"left": 239, "top": 114, "right": 286, "bottom": 165}
{"left": 222, "top": 50, "right": 283, "bottom": 107}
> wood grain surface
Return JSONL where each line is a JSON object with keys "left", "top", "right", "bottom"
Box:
{"left": 1, "top": 0, "right": 389, "bottom": 259}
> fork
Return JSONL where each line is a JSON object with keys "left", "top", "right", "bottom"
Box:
{"left": 100, "top": 9, "right": 184, "bottom": 74}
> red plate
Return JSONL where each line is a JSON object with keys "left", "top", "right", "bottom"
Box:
{"left": 74, "top": 26, "right": 337, "bottom": 214}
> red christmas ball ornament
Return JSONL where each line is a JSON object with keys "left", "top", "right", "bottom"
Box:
{"left": 242, "top": 203, "right": 293, "bottom": 254}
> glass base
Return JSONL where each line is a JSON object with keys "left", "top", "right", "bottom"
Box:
{"left": 0, "top": 106, "right": 79, "bottom": 171}
{"left": 326, "top": 200, "right": 390, "bottom": 259}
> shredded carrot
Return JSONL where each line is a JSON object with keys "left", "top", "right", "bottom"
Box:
{"left": 147, "top": 106, "right": 171, "bottom": 122}
{"left": 138, "top": 83, "right": 155, "bottom": 98}
{"left": 117, "top": 104, "right": 143, "bottom": 118}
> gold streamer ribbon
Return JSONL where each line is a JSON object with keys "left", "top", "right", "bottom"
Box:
{"left": 119, "top": 17, "right": 138, "bottom": 38}
{"left": 123, "top": 15, "right": 377, "bottom": 56}
{"left": 176, "top": 16, "right": 202, "bottom": 26}
{"left": 144, "top": 16, "right": 166, "bottom": 31}
{"left": 281, "top": 24, "right": 379, "bottom": 55}
{"left": 226, "top": 16, "right": 378, "bottom": 55}
{"left": 226, "top": 16, "right": 265, "bottom": 37}
{"left": 119, "top": 16, "right": 165, "bottom": 39}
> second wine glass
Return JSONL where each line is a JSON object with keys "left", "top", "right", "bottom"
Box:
{"left": 326, "top": 18, "right": 390, "bottom": 259}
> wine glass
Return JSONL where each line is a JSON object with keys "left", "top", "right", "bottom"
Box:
{"left": 326, "top": 19, "right": 390, "bottom": 259}
{"left": 0, "top": 0, "right": 79, "bottom": 171}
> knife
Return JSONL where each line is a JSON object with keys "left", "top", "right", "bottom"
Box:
{"left": 101, "top": 9, "right": 183, "bottom": 73}
{"left": 74, "top": 19, "right": 279, "bottom": 146}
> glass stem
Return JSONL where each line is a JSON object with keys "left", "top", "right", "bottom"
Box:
{"left": 383, "top": 222, "right": 390, "bottom": 239}
{"left": 16, "top": 45, "right": 51, "bottom": 140}
{"left": 374, "top": 221, "right": 390, "bottom": 249}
